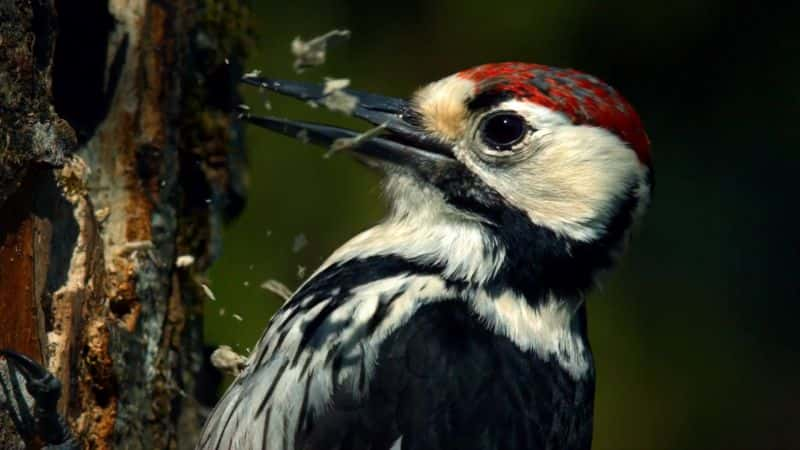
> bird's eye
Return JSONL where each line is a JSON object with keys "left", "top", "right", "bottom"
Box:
{"left": 479, "top": 112, "right": 529, "bottom": 151}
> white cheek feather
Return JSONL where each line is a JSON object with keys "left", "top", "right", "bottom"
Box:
{"left": 460, "top": 100, "right": 649, "bottom": 242}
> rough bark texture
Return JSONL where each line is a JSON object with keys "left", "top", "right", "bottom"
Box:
{"left": 0, "top": 0, "right": 251, "bottom": 448}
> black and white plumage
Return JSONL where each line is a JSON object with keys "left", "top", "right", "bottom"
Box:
{"left": 198, "top": 62, "right": 652, "bottom": 450}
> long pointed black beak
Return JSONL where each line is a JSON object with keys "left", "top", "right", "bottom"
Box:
{"left": 239, "top": 75, "right": 457, "bottom": 173}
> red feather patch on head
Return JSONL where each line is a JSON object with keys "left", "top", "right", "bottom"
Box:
{"left": 458, "top": 62, "right": 651, "bottom": 166}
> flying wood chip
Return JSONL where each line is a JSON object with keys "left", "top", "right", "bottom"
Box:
{"left": 291, "top": 29, "right": 351, "bottom": 72}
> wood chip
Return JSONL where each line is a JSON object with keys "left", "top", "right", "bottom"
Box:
{"left": 322, "top": 77, "right": 350, "bottom": 95}
{"left": 201, "top": 283, "right": 216, "bottom": 301}
{"left": 327, "top": 122, "right": 388, "bottom": 157}
{"left": 210, "top": 345, "right": 247, "bottom": 376}
{"left": 292, "top": 233, "right": 308, "bottom": 253}
{"left": 260, "top": 279, "right": 293, "bottom": 302}
{"left": 290, "top": 29, "right": 351, "bottom": 73}
{"left": 175, "top": 255, "right": 195, "bottom": 268}
{"left": 243, "top": 69, "right": 262, "bottom": 78}
{"left": 321, "top": 89, "right": 358, "bottom": 115}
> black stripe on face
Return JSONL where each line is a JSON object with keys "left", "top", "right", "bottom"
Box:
{"left": 487, "top": 184, "right": 642, "bottom": 303}
{"left": 429, "top": 163, "right": 642, "bottom": 303}
{"left": 467, "top": 90, "right": 514, "bottom": 112}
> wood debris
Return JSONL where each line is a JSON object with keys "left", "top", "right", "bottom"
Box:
{"left": 292, "top": 233, "right": 308, "bottom": 253}
{"left": 260, "top": 279, "right": 293, "bottom": 302}
{"left": 210, "top": 345, "right": 248, "bottom": 377}
{"left": 326, "top": 122, "right": 388, "bottom": 158}
{"left": 243, "top": 68, "right": 262, "bottom": 78}
{"left": 321, "top": 89, "right": 358, "bottom": 115}
{"left": 323, "top": 77, "right": 350, "bottom": 94}
{"left": 291, "top": 29, "right": 351, "bottom": 73}
{"left": 175, "top": 255, "right": 195, "bottom": 268}
{"left": 200, "top": 283, "right": 216, "bottom": 301}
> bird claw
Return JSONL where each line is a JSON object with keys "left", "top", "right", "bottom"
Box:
{"left": 0, "top": 350, "right": 80, "bottom": 450}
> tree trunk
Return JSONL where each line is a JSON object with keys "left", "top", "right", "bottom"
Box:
{"left": 0, "top": 1, "right": 250, "bottom": 448}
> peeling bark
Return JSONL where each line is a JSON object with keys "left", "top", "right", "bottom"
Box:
{"left": 0, "top": 1, "right": 250, "bottom": 448}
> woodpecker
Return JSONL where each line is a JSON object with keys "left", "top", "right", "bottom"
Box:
{"left": 199, "top": 62, "right": 652, "bottom": 450}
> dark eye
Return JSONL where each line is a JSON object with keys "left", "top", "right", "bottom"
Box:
{"left": 479, "top": 112, "right": 529, "bottom": 151}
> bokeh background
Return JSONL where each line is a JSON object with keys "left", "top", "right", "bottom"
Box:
{"left": 205, "top": 2, "right": 799, "bottom": 448}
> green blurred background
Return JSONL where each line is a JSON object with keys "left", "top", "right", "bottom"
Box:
{"left": 205, "top": 2, "right": 799, "bottom": 448}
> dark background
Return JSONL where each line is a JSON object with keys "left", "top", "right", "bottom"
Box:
{"left": 205, "top": 2, "right": 800, "bottom": 448}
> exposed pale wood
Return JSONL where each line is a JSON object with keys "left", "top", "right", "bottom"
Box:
{"left": 0, "top": 1, "right": 250, "bottom": 448}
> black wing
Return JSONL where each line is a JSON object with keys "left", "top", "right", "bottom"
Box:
{"left": 299, "top": 300, "right": 595, "bottom": 450}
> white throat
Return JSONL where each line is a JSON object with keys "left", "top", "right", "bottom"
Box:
{"left": 317, "top": 173, "right": 506, "bottom": 285}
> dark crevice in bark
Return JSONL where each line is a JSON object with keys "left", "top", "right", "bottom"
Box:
{"left": 30, "top": 0, "right": 55, "bottom": 71}
{"left": 52, "top": 0, "right": 115, "bottom": 144}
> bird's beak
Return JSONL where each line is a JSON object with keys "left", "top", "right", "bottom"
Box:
{"left": 239, "top": 75, "right": 458, "bottom": 176}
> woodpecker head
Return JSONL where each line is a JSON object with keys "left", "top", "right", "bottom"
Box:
{"left": 242, "top": 62, "right": 651, "bottom": 278}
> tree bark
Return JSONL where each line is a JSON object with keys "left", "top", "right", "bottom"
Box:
{"left": 0, "top": 1, "right": 250, "bottom": 448}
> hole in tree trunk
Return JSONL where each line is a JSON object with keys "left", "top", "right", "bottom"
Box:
{"left": 30, "top": 0, "right": 55, "bottom": 70}
{"left": 52, "top": 0, "right": 117, "bottom": 145}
